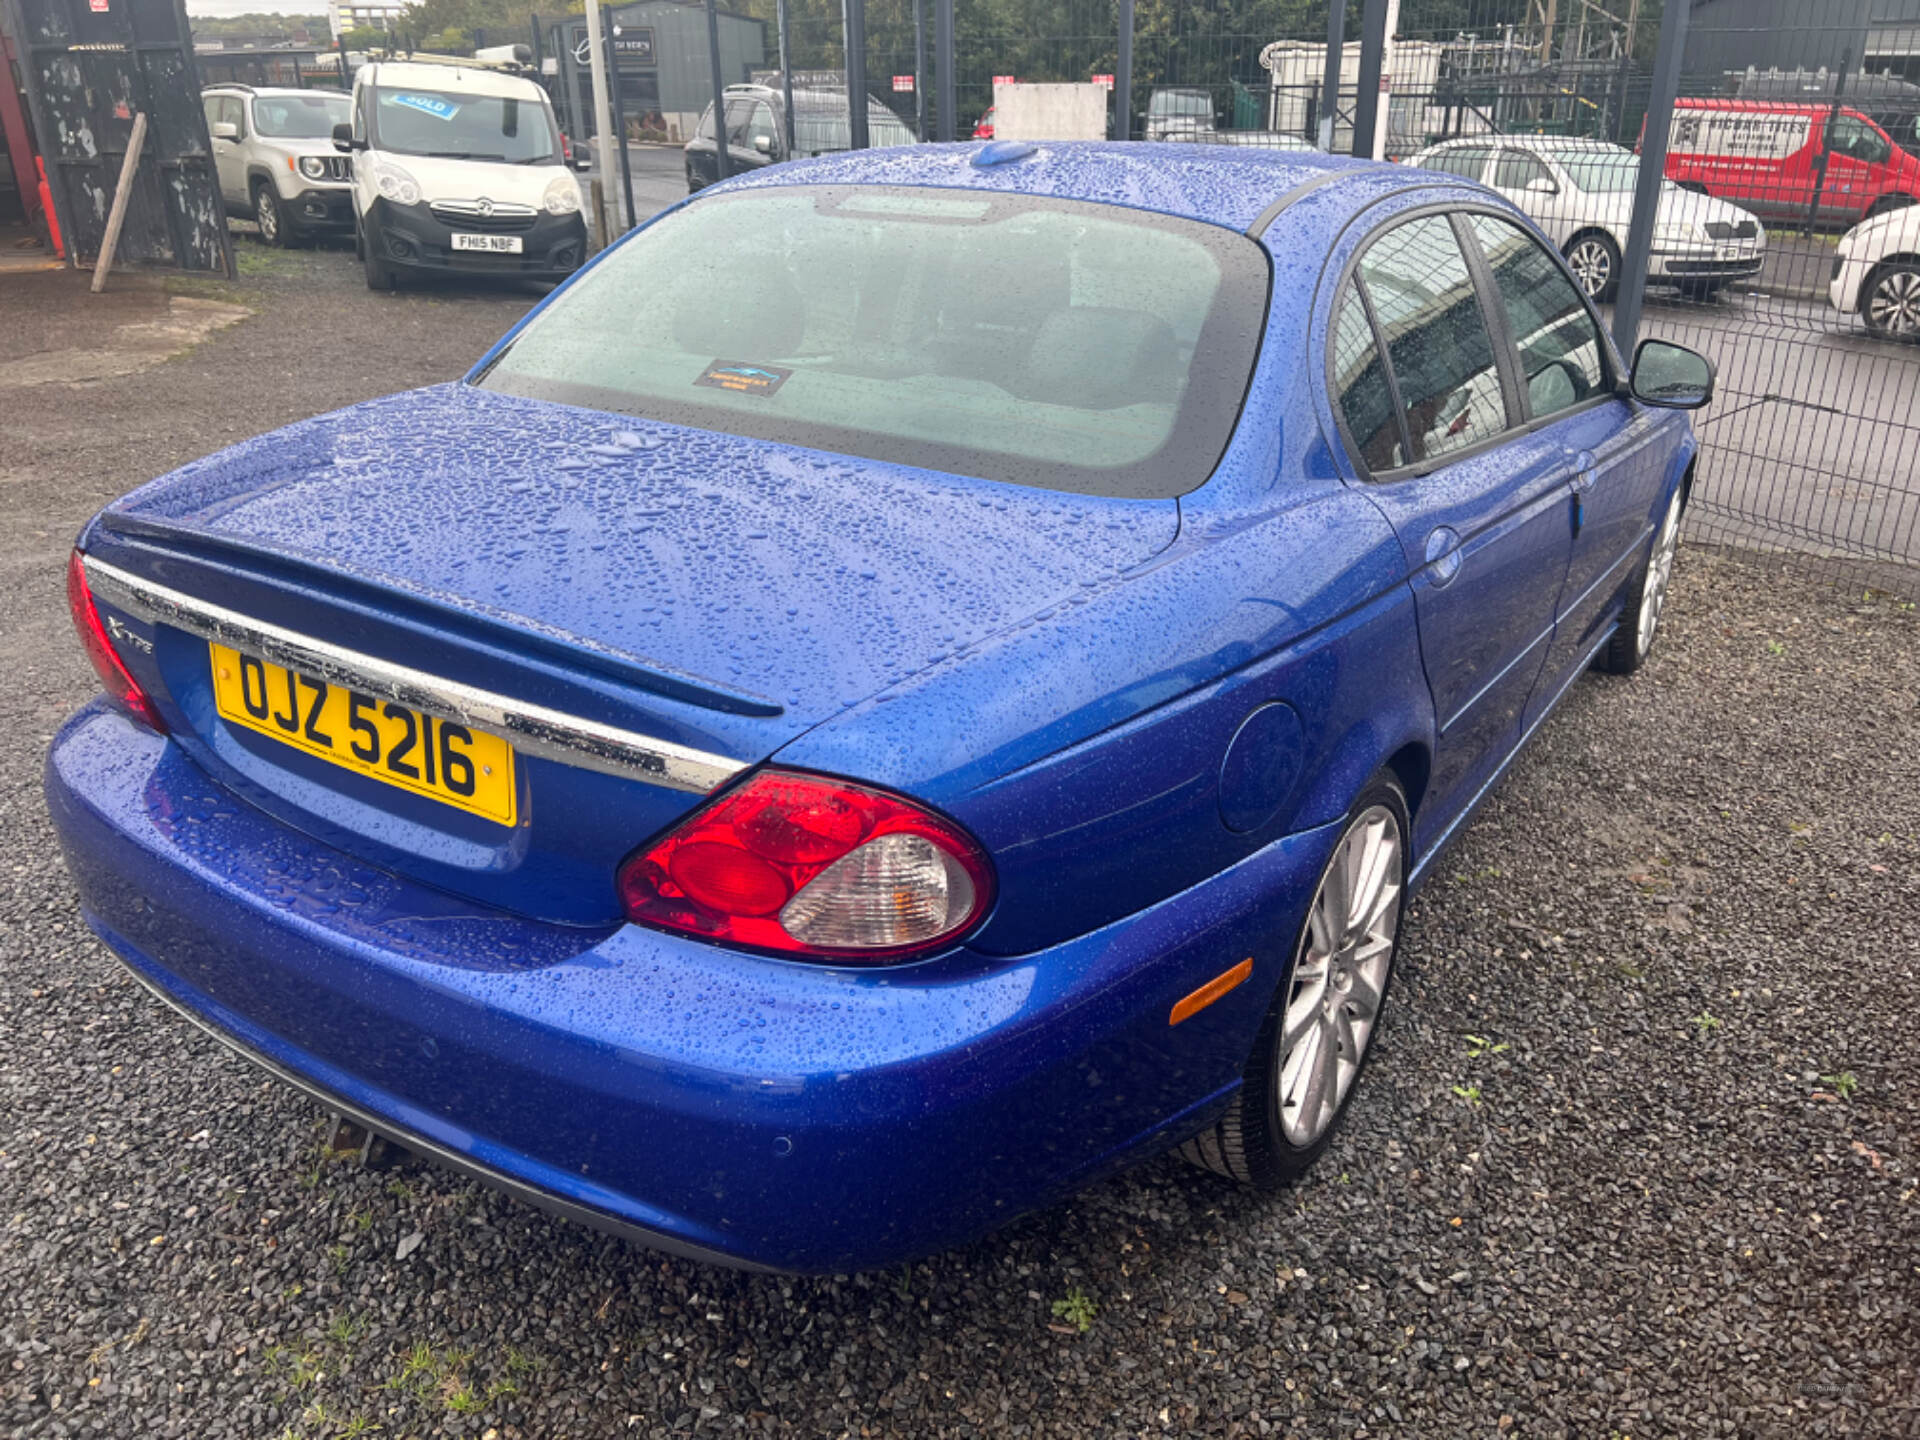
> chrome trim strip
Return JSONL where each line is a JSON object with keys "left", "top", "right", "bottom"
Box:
{"left": 83, "top": 555, "right": 747, "bottom": 796}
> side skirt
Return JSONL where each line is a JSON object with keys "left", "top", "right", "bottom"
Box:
{"left": 1406, "top": 619, "right": 1619, "bottom": 894}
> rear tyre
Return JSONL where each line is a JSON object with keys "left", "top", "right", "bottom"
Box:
{"left": 1564, "top": 231, "right": 1621, "bottom": 304}
{"left": 1179, "top": 777, "right": 1409, "bottom": 1189}
{"left": 252, "top": 181, "right": 287, "bottom": 248}
{"left": 1862, "top": 261, "right": 1920, "bottom": 339}
{"left": 1597, "top": 483, "right": 1683, "bottom": 675}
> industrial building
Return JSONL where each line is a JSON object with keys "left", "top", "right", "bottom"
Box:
{"left": 548, "top": 0, "right": 765, "bottom": 144}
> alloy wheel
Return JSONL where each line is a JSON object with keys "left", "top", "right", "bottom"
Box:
{"left": 1638, "top": 492, "right": 1682, "bottom": 657}
{"left": 1868, "top": 269, "right": 1920, "bottom": 335}
{"left": 1274, "top": 805, "right": 1403, "bottom": 1148}
{"left": 1568, "top": 238, "right": 1613, "bottom": 298}
{"left": 256, "top": 190, "right": 279, "bottom": 243}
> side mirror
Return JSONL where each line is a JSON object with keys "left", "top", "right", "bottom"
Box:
{"left": 1524, "top": 176, "right": 1558, "bottom": 195}
{"left": 331, "top": 121, "right": 362, "bottom": 153}
{"left": 211, "top": 121, "right": 239, "bottom": 141}
{"left": 753, "top": 134, "right": 772, "bottom": 155}
{"left": 1630, "top": 338, "right": 1715, "bottom": 409}
{"left": 574, "top": 154, "right": 593, "bottom": 172}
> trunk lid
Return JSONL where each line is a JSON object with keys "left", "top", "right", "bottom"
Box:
{"left": 89, "top": 384, "right": 1178, "bottom": 924}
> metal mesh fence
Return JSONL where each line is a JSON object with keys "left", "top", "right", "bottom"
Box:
{"left": 626, "top": 0, "right": 1920, "bottom": 595}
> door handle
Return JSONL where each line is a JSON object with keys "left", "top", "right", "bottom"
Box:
{"left": 1568, "top": 449, "right": 1599, "bottom": 493}
{"left": 1424, "top": 526, "right": 1463, "bottom": 587}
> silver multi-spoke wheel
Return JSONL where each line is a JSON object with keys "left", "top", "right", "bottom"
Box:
{"left": 1566, "top": 236, "right": 1616, "bottom": 299}
{"left": 1274, "top": 805, "right": 1403, "bottom": 1148}
{"left": 1637, "top": 491, "right": 1682, "bottom": 658}
{"left": 254, "top": 187, "right": 280, "bottom": 245}
{"left": 1867, "top": 267, "right": 1920, "bottom": 336}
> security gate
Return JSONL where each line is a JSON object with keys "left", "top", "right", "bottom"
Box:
{"left": 3, "top": 0, "right": 232, "bottom": 274}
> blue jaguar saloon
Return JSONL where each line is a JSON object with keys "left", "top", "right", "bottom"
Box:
{"left": 48, "top": 141, "right": 1713, "bottom": 1273}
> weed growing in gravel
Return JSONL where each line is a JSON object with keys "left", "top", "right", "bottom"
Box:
{"left": 386, "top": 1342, "right": 438, "bottom": 1399}
{"left": 325, "top": 1312, "right": 366, "bottom": 1348}
{"left": 1689, "top": 1012, "right": 1722, "bottom": 1036}
{"left": 350, "top": 1209, "right": 373, "bottom": 1232}
{"left": 1463, "top": 1035, "right": 1508, "bottom": 1059}
{"left": 1051, "top": 1287, "right": 1098, "bottom": 1332}
{"left": 1821, "top": 1071, "right": 1859, "bottom": 1100}
{"left": 1451, "top": 1083, "right": 1482, "bottom": 1106}
{"left": 1766, "top": 639, "right": 1786, "bottom": 656}
{"left": 327, "top": 1243, "right": 351, "bottom": 1275}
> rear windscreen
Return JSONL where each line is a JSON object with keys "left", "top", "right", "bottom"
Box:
{"left": 478, "top": 185, "right": 1271, "bottom": 497}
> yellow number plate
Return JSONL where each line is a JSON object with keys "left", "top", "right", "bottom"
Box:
{"left": 210, "top": 644, "right": 517, "bottom": 826}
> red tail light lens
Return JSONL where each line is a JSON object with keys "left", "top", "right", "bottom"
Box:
{"left": 66, "top": 551, "right": 165, "bottom": 732}
{"left": 617, "top": 768, "right": 994, "bottom": 961}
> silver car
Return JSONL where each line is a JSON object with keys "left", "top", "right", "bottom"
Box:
{"left": 203, "top": 86, "right": 355, "bottom": 246}
{"left": 1410, "top": 135, "right": 1767, "bottom": 302}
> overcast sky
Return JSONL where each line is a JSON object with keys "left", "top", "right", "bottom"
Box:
{"left": 185, "top": 0, "right": 327, "bottom": 17}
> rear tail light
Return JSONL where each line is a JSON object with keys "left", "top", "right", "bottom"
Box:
{"left": 66, "top": 550, "right": 166, "bottom": 732}
{"left": 616, "top": 768, "right": 994, "bottom": 962}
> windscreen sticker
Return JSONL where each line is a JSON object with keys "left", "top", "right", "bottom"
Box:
{"left": 391, "top": 93, "right": 460, "bottom": 121}
{"left": 695, "top": 360, "right": 792, "bottom": 397}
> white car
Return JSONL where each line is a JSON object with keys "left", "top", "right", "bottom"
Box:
{"left": 202, "top": 86, "right": 355, "bottom": 247}
{"left": 1409, "top": 135, "right": 1768, "bottom": 302}
{"left": 1830, "top": 206, "right": 1920, "bottom": 337}
{"left": 334, "top": 56, "right": 587, "bottom": 291}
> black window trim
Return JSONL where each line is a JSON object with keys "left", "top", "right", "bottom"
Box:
{"left": 1324, "top": 196, "right": 1627, "bottom": 485}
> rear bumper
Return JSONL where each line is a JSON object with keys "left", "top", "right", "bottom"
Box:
{"left": 46, "top": 702, "right": 1339, "bottom": 1273}
{"left": 367, "top": 197, "right": 587, "bottom": 281}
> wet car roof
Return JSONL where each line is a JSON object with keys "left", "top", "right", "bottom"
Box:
{"left": 709, "top": 139, "right": 1383, "bottom": 234}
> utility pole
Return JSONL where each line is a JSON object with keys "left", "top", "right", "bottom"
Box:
{"left": 582, "top": 0, "right": 619, "bottom": 232}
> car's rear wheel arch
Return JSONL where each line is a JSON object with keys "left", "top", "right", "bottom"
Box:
{"left": 1382, "top": 741, "right": 1430, "bottom": 832}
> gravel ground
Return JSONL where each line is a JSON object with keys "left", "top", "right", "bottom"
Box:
{"left": 3, "top": 239, "right": 1917, "bottom": 1440}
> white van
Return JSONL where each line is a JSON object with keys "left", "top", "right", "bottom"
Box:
{"left": 334, "top": 57, "right": 587, "bottom": 290}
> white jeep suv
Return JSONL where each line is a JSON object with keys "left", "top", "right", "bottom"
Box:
{"left": 203, "top": 86, "right": 355, "bottom": 246}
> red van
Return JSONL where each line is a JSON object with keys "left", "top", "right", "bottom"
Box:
{"left": 1661, "top": 99, "right": 1920, "bottom": 224}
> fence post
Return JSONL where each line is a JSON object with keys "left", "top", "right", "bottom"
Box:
{"left": 703, "top": 0, "right": 730, "bottom": 180}
{"left": 1115, "top": 0, "right": 1134, "bottom": 141}
{"left": 607, "top": 4, "right": 639, "bottom": 215}
{"left": 775, "top": 0, "right": 796, "bottom": 153}
{"left": 844, "top": 0, "right": 870, "bottom": 148}
{"left": 935, "top": 0, "right": 954, "bottom": 141}
{"left": 1317, "top": 0, "right": 1344, "bottom": 149}
{"left": 582, "top": 0, "right": 619, "bottom": 218}
{"left": 1350, "top": 0, "right": 1388, "bottom": 159}
{"left": 912, "top": 0, "right": 927, "bottom": 141}
{"left": 1611, "top": 0, "right": 1689, "bottom": 357}
{"left": 1803, "top": 48, "right": 1851, "bottom": 237}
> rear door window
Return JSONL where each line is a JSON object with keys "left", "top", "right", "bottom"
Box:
{"left": 1422, "top": 146, "right": 1491, "bottom": 181}
{"left": 1492, "top": 150, "right": 1554, "bottom": 192}
{"left": 1353, "top": 214, "right": 1509, "bottom": 467}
